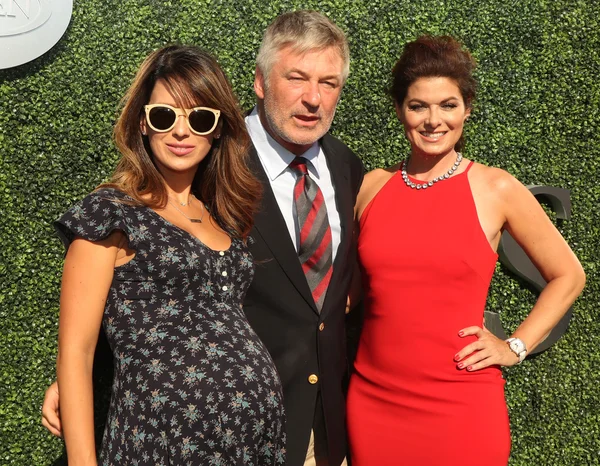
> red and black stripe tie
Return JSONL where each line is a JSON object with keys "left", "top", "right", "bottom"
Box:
{"left": 289, "top": 157, "right": 333, "bottom": 311}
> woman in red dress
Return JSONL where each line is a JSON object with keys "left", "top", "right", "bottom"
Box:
{"left": 346, "top": 36, "right": 585, "bottom": 465}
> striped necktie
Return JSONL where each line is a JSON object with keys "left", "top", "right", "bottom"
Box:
{"left": 289, "top": 157, "right": 333, "bottom": 311}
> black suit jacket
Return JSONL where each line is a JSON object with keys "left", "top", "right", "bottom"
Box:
{"left": 243, "top": 134, "right": 364, "bottom": 466}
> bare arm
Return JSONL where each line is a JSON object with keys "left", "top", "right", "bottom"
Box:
{"left": 57, "top": 233, "right": 121, "bottom": 465}
{"left": 456, "top": 171, "right": 585, "bottom": 369}
{"left": 501, "top": 175, "right": 585, "bottom": 350}
{"left": 346, "top": 168, "right": 396, "bottom": 314}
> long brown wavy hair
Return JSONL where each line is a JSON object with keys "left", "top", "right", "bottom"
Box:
{"left": 103, "top": 45, "right": 261, "bottom": 238}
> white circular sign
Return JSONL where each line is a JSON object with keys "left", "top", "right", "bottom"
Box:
{"left": 0, "top": 0, "right": 73, "bottom": 69}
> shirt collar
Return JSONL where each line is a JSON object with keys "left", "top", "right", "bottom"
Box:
{"left": 245, "top": 107, "right": 321, "bottom": 181}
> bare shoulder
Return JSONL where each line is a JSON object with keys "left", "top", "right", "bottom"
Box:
{"left": 363, "top": 167, "right": 397, "bottom": 188}
{"left": 468, "top": 162, "right": 544, "bottom": 235}
{"left": 468, "top": 162, "right": 526, "bottom": 200}
{"left": 356, "top": 165, "right": 399, "bottom": 220}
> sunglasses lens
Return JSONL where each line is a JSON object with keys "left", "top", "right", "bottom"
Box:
{"left": 148, "top": 106, "right": 176, "bottom": 131}
{"left": 189, "top": 109, "right": 217, "bottom": 134}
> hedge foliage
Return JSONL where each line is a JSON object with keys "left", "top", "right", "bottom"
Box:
{"left": 1, "top": 0, "right": 598, "bottom": 464}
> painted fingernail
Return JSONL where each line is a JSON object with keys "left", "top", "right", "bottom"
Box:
{"left": 454, "top": 354, "right": 460, "bottom": 361}
{"left": 458, "top": 331, "right": 464, "bottom": 336}
{"left": 457, "top": 363, "right": 464, "bottom": 368}
{"left": 467, "top": 366, "right": 473, "bottom": 371}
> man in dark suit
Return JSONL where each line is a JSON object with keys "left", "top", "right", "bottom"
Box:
{"left": 244, "top": 12, "right": 363, "bottom": 465}
{"left": 42, "top": 10, "right": 363, "bottom": 466}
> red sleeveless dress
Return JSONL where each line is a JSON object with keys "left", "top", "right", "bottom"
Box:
{"left": 347, "top": 162, "right": 510, "bottom": 465}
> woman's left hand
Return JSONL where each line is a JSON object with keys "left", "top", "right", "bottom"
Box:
{"left": 454, "top": 326, "right": 519, "bottom": 370}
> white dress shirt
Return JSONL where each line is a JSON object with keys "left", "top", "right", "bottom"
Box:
{"left": 245, "top": 107, "right": 341, "bottom": 261}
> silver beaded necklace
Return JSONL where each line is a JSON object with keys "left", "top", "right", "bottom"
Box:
{"left": 401, "top": 152, "right": 463, "bottom": 190}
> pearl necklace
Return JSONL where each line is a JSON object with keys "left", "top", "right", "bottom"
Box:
{"left": 401, "top": 152, "right": 463, "bottom": 190}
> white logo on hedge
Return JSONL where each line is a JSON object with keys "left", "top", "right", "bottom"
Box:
{"left": 0, "top": 0, "right": 52, "bottom": 37}
{"left": 0, "top": 0, "right": 72, "bottom": 69}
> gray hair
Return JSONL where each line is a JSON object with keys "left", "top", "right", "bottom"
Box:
{"left": 256, "top": 10, "right": 350, "bottom": 86}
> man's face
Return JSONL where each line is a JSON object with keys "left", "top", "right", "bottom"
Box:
{"left": 254, "top": 45, "right": 344, "bottom": 155}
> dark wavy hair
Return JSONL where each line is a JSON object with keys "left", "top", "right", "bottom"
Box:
{"left": 103, "top": 45, "right": 261, "bottom": 238}
{"left": 390, "top": 35, "right": 477, "bottom": 151}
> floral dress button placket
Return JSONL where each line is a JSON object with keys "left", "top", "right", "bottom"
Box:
{"left": 217, "top": 250, "right": 231, "bottom": 294}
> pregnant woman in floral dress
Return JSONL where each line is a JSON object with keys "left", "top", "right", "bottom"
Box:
{"left": 55, "top": 45, "right": 285, "bottom": 465}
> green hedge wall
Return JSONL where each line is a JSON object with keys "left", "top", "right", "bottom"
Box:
{"left": 1, "top": 0, "right": 598, "bottom": 464}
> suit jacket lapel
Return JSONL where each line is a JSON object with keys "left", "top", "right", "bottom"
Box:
{"left": 320, "top": 135, "right": 353, "bottom": 315}
{"left": 249, "top": 146, "right": 319, "bottom": 313}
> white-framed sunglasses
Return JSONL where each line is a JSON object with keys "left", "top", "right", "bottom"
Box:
{"left": 144, "top": 104, "right": 221, "bottom": 135}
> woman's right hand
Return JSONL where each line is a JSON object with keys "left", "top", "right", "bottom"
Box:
{"left": 41, "top": 381, "right": 62, "bottom": 437}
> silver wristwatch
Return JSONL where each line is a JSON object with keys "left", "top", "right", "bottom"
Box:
{"left": 505, "top": 337, "right": 527, "bottom": 363}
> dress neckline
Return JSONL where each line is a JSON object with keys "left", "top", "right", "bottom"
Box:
{"left": 145, "top": 206, "right": 233, "bottom": 253}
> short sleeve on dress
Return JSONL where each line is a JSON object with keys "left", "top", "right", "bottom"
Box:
{"left": 54, "top": 188, "right": 137, "bottom": 252}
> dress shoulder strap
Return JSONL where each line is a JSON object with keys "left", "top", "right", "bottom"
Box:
{"left": 464, "top": 160, "right": 475, "bottom": 172}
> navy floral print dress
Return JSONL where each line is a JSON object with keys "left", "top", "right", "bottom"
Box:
{"left": 55, "top": 188, "right": 286, "bottom": 465}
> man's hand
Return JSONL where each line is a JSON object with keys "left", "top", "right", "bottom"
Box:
{"left": 41, "top": 381, "right": 62, "bottom": 437}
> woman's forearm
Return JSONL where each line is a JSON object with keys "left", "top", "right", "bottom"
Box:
{"left": 511, "top": 271, "right": 585, "bottom": 352}
{"left": 55, "top": 234, "right": 122, "bottom": 464}
{"left": 57, "top": 349, "right": 97, "bottom": 466}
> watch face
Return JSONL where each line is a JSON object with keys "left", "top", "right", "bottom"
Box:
{"left": 510, "top": 339, "right": 525, "bottom": 355}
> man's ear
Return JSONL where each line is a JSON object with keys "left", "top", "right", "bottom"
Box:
{"left": 254, "top": 66, "right": 266, "bottom": 100}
